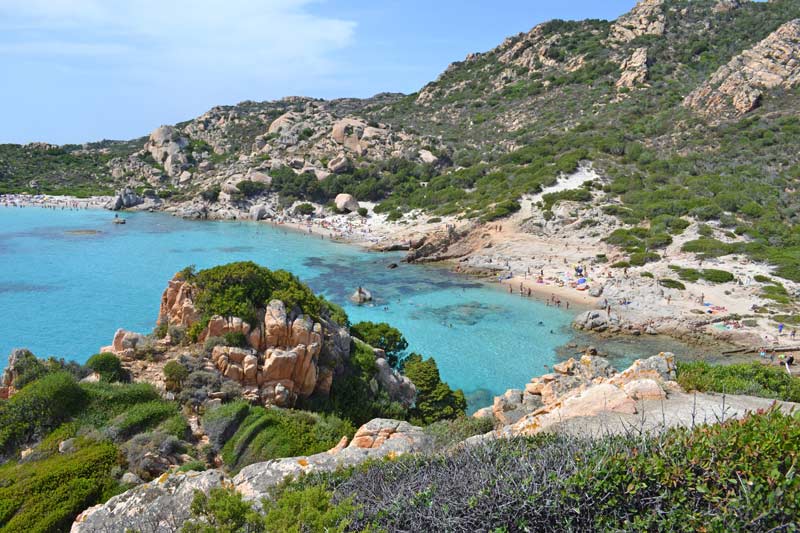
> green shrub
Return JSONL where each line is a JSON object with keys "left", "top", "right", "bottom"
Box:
{"left": 182, "top": 487, "right": 266, "bottom": 533}
{"left": 223, "top": 331, "right": 249, "bottom": 348}
{"left": 423, "top": 416, "right": 495, "bottom": 449}
{"left": 236, "top": 180, "right": 268, "bottom": 198}
{"left": 294, "top": 203, "right": 315, "bottom": 216}
{"left": 178, "top": 460, "right": 207, "bottom": 473}
{"left": 263, "top": 484, "right": 354, "bottom": 533}
{"left": 200, "top": 185, "right": 221, "bottom": 203}
{"left": 357, "top": 207, "right": 368, "bottom": 217}
{"left": 350, "top": 321, "right": 408, "bottom": 368}
{"left": 403, "top": 353, "right": 466, "bottom": 425}
{"left": 188, "top": 262, "right": 348, "bottom": 328}
{"left": 108, "top": 400, "right": 177, "bottom": 441}
{"left": 164, "top": 360, "right": 190, "bottom": 392}
{"left": 159, "top": 414, "right": 191, "bottom": 440}
{"left": 86, "top": 352, "right": 128, "bottom": 383}
{"left": 0, "top": 372, "right": 86, "bottom": 457}
{"left": 77, "top": 382, "right": 161, "bottom": 429}
{"left": 701, "top": 268, "right": 735, "bottom": 283}
{"left": 658, "top": 279, "right": 686, "bottom": 290}
{"left": 386, "top": 210, "right": 403, "bottom": 222}
{"left": 628, "top": 251, "right": 660, "bottom": 266}
{"left": 219, "top": 406, "right": 354, "bottom": 472}
{"left": 640, "top": 272, "right": 654, "bottom": 279}
{"left": 677, "top": 361, "right": 800, "bottom": 402}
{"left": 202, "top": 401, "right": 251, "bottom": 452}
{"left": 0, "top": 441, "right": 119, "bottom": 532}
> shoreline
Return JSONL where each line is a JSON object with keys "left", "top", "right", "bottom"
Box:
{"left": 3, "top": 193, "right": 790, "bottom": 362}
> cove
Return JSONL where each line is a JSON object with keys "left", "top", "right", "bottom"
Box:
{"left": 1, "top": 207, "right": 606, "bottom": 407}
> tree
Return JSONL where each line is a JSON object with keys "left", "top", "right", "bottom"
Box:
{"left": 86, "top": 352, "right": 128, "bottom": 383}
{"left": 350, "top": 322, "right": 408, "bottom": 368}
{"left": 163, "top": 360, "right": 189, "bottom": 392}
{"left": 402, "top": 353, "right": 466, "bottom": 425}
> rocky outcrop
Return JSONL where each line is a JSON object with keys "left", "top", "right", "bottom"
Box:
{"left": 713, "top": 0, "right": 748, "bottom": 14}
{"left": 106, "top": 188, "right": 143, "bottom": 211}
{"left": 474, "top": 353, "right": 678, "bottom": 437}
{"left": 71, "top": 418, "right": 429, "bottom": 533}
{"left": 145, "top": 126, "right": 190, "bottom": 178}
{"left": 608, "top": 0, "right": 665, "bottom": 45}
{"left": 350, "top": 287, "right": 372, "bottom": 304}
{"left": 334, "top": 193, "right": 360, "bottom": 212}
{"left": 101, "top": 329, "right": 148, "bottom": 360}
{"left": 153, "top": 273, "right": 413, "bottom": 409}
{"left": 572, "top": 309, "right": 618, "bottom": 333}
{"left": 616, "top": 47, "right": 649, "bottom": 89}
{"left": 684, "top": 20, "right": 800, "bottom": 116}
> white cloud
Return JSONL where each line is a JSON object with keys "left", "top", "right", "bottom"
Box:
{"left": 0, "top": 0, "right": 357, "bottom": 86}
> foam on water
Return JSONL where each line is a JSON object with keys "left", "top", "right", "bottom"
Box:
{"left": 0, "top": 207, "right": 640, "bottom": 408}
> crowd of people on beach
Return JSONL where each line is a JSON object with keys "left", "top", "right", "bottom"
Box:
{"left": 0, "top": 194, "right": 106, "bottom": 210}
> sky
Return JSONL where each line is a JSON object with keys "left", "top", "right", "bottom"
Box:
{"left": 0, "top": 0, "right": 638, "bottom": 145}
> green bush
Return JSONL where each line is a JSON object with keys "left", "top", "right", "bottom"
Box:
{"left": 217, "top": 405, "right": 354, "bottom": 472}
{"left": 236, "top": 180, "right": 268, "bottom": 198}
{"left": 159, "top": 414, "right": 191, "bottom": 440}
{"left": 0, "top": 372, "right": 87, "bottom": 457}
{"left": 164, "top": 360, "right": 190, "bottom": 392}
{"left": 350, "top": 321, "right": 408, "bottom": 368}
{"left": 677, "top": 361, "right": 800, "bottom": 402}
{"left": 202, "top": 401, "right": 251, "bottom": 452}
{"left": 86, "top": 352, "right": 128, "bottom": 383}
{"left": 403, "top": 353, "right": 466, "bottom": 425}
{"left": 0, "top": 441, "right": 120, "bottom": 532}
{"left": 108, "top": 400, "right": 178, "bottom": 441}
{"left": 200, "top": 185, "right": 221, "bottom": 203}
{"left": 294, "top": 203, "right": 315, "bottom": 216}
{"left": 77, "top": 382, "right": 162, "bottom": 429}
{"left": 423, "top": 416, "right": 495, "bottom": 449}
{"left": 357, "top": 207, "right": 368, "bottom": 217}
{"left": 658, "top": 279, "right": 686, "bottom": 290}
{"left": 223, "top": 331, "right": 249, "bottom": 348}
{"left": 186, "top": 262, "right": 348, "bottom": 328}
{"left": 178, "top": 460, "right": 207, "bottom": 473}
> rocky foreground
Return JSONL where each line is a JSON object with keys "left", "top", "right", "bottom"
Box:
{"left": 71, "top": 351, "right": 798, "bottom": 532}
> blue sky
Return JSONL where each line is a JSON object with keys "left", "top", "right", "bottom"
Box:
{"left": 0, "top": 1, "right": 637, "bottom": 144}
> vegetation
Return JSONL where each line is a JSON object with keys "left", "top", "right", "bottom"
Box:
{"left": 669, "top": 265, "right": 735, "bottom": 284}
{"left": 182, "top": 410, "right": 800, "bottom": 532}
{"left": 86, "top": 352, "right": 128, "bottom": 383}
{"left": 677, "top": 361, "right": 800, "bottom": 402}
{"left": 350, "top": 321, "right": 408, "bottom": 368}
{"left": 402, "top": 353, "right": 466, "bottom": 425}
{"left": 180, "top": 262, "right": 349, "bottom": 330}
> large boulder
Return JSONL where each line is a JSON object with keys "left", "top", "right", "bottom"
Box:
{"left": 72, "top": 418, "right": 429, "bottom": 532}
{"left": 144, "top": 125, "right": 189, "bottom": 178}
{"left": 71, "top": 470, "right": 227, "bottom": 533}
{"left": 334, "top": 193, "right": 360, "bottom": 213}
{"left": 327, "top": 154, "right": 351, "bottom": 174}
{"left": 107, "top": 188, "right": 143, "bottom": 211}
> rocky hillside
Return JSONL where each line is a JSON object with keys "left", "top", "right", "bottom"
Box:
{"left": 4, "top": 1, "right": 800, "bottom": 279}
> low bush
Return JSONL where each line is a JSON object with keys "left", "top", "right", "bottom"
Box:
{"left": 0, "top": 441, "right": 120, "bottom": 532}
{"left": 86, "top": 352, "right": 128, "bottom": 383}
{"left": 294, "top": 203, "right": 315, "bottom": 216}
{"left": 202, "top": 401, "right": 251, "bottom": 452}
{"left": 219, "top": 406, "right": 354, "bottom": 472}
{"left": 107, "top": 400, "right": 178, "bottom": 441}
{"left": 423, "top": 416, "right": 495, "bottom": 449}
{"left": 223, "top": 331, "right": 249, "bottom": 348}
{"left": 164, "top": 360, "right": 190, "bottom": 392}
{"left": 0, "top": 372, "right": 86, "bottom": 457}
{"left": 677, "top": 361, "right": 800, "bottom": 402}
{"left": 658, "top": 278, "right": 686, "bottom": 290}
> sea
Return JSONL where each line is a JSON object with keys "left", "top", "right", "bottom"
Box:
{"left": 0, "top": 206, "right": 707, "bottom": 409}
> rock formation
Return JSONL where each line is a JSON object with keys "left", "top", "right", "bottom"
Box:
{"left": 106, "top": 188, "right": 143, "bottom": 211}
{"left": 616, "top": 47, "right": 650, "bottom": 89}
{"left": 144, "top": 272, "right": 412, "bottom": 409}
{"left": 144, "top": 126, "right": 190, "bottom": 178}
{"left": 71, "top": 418, "right": 430, "bottom": 533}
{"left": 334, "top": 193, "right": 360, "bottom": 212}
{"left": 684, "top": 19, "right": 800, "bottom": 116}
{"left": 608, "top": 0, "right": 666, "bottom": 45}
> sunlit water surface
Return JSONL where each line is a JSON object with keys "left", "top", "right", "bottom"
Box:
{"left": 0, "top": 207, "right": 710, "bottom": 409}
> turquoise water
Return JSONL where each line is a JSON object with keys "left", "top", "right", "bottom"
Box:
{"left": 0, "top": 206, "right": 582, "bottom": 405}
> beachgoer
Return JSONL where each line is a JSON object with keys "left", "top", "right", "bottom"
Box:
{"left": 779, "top": 323, "right": 785, "bottom": 335}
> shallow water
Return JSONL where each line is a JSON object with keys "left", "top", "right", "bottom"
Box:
{"left": 0, "top": 207, "right": 700, "bottom": 409}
